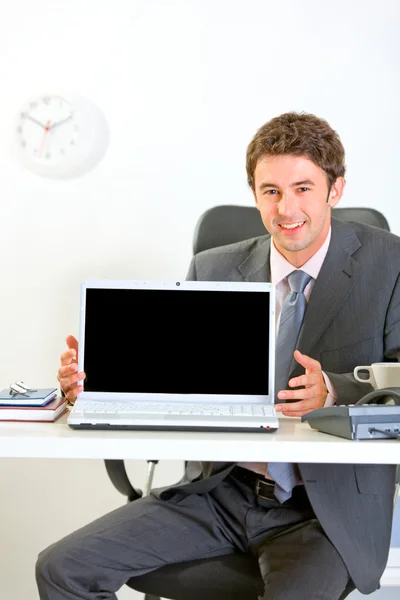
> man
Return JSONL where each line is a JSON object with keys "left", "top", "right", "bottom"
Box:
{"left": 36, "top": 112, "right": 400, "bottom": 600}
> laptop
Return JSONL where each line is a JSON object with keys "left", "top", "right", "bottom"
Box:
{"left": 67, "top": 279, "right": 279, "bottom": 432}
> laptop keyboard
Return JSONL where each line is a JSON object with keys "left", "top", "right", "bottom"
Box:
{"left": 75, "top": 401, "right": 275, "bottom": 418}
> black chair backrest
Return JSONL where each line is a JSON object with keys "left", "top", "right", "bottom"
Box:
{"left": 192, "top": 205, "right": 390, "bottom": 255}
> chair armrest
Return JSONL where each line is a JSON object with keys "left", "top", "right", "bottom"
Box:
{"left": 104, "top": 459, "right": 143, "bottom": 502}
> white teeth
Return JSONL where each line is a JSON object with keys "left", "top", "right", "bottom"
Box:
{"left": 280, "top": 222, "right": 304, "bottom": 229}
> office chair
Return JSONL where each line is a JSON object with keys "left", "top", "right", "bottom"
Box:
{"left": 105, "top": 204, "right": 391, "bottom": 600}
{"left": 192, "top": 205, "right": 390, "bottom": 255}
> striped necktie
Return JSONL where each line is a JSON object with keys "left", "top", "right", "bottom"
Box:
{"left": 269, "top": 270, "right": 312, "bottom": 502}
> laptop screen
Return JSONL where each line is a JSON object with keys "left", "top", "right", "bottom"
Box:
{"left": 80, "top": 282, "right": 275, "bottom": 400}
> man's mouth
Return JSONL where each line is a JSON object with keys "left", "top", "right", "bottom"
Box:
{"left": 278, "top": 221, "right": 306, "bottom": 232}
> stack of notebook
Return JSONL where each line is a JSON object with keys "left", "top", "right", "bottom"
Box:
{"left": 0, "top": 386, "right": 67, "bottom": 422}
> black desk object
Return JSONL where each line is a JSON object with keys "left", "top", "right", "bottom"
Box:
{"left": 302, "top": 387, "right": 400, "bottom": 440}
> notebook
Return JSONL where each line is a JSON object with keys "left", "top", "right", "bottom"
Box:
{"left": 67, "top": 279, "right": 279, "bottom": 432}
{"left": 0, "top": 396, "right": 67, "bottom": 422}
{"left": 0, "top": 387, "right": 57, "bottom": 406}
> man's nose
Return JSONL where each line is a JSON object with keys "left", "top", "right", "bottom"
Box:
{"left": 277, "top": 192, "right": 299, "bottom": 217}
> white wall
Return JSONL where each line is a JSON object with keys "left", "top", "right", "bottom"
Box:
{"left": 0, "top": 1, "right": 399, "bottom": 598}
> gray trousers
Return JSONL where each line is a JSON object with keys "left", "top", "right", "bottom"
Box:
{"left": 36, "top": 470, "right": 351, "bottom": 600}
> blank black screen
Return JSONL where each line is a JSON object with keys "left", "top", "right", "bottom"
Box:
{"left": 83, "top": 288, "right": 270, "bottom": 395}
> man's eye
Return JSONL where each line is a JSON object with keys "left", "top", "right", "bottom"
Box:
{"left": 265, "top": 189, "right": 279, "bottom": 195}
{"left": 298, "top": 187, "right": 310, "bottom": 193}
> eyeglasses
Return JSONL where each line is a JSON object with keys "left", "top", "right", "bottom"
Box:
{"left": 9, "top": 381, "right": 38, "bottom": 397}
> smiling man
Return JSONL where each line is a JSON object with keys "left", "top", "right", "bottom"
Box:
{"left": 246, "top": 117, "right": 347, "bottom": 418}
{"left": 253, "top": 151, "right": 345, "bottom": 416}
{"left": 37, "top": 112, "right": 400, "bottom": 600}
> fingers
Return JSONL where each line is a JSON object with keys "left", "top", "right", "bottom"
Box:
{"left": 276, "top": 351, "right": 327, "bottom": 417}
{"left": 60, "top": 348, "right": 77, "bottom": 367}
{"left": 277, "top": 372, "right": 319, "bottom": 400}
{"left": 64, "top": 382, "right": 84, "bottom": 403}
{"left": 279, "top": 408, "right": 315, "bottom": 418}
{"left": 276, "top": 399, "right": 321, "bottom": 418}
{"left": 287, "top": 371, "right": 321, "bottom": 389}
{"left": 276, "top": 383, "right": 326, "bottom": 413}
{"left": 60, "top": 335, "right": 79, "bottom": 367}
{"left": 276, "top": 379, "right": 327, "bottom": 416}
{"left": 58, "top": 363, "right": 85, "bottom": 386}
{"left": 276, "top": 399, "right": 313, "bottom": 413}
{"left": 58, "top": 335, "right": 83, "bottom": 402}
{"left": 58, "top": 369, "right": 86, "bottom": 402}
{"left": 277, "top": 386, "right": 316, "bottom": 402}
{"left": 293, "top": 350, "right": 321, "bottom": 372}
{"left": 66, "top": 335, "right": 79, "bottom": 353}
{"left": 277, "top": 356, "right": 320, "bottom": 398}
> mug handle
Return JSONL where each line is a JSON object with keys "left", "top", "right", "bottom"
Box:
{"left": 353, "top": 365, "right": 374, "bottom": 384}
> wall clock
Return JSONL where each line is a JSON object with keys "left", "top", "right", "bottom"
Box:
{"left": 14, "top": 93, "right": 110, "bottom": 179}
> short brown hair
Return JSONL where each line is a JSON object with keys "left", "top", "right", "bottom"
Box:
{"left": 246, "top": 111, "right": 346, "bottom": 190}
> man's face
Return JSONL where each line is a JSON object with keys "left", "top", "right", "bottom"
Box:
{"left": 253, "top": 154, "right": 344, "bottom": 267}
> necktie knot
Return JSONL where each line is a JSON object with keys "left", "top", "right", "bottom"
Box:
{"left": 287, "top": 270, "right": 312, "bottom": 294}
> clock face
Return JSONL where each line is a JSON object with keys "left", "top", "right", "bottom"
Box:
{"left": 17, "top": 95, "right": 79, "bottom": 164}
{"left": 14, "top": 93, "right": 110, "bottom": 179}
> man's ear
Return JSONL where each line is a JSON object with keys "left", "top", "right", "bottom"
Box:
{"left": 327, "top": 177, "right": 345, "bottom": 208}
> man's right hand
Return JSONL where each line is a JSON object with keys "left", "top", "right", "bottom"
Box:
{"left": 57, "top": 335, "right": 86, "bottom": 403}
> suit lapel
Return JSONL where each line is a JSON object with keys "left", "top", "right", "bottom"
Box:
{"left": 290, "top": 218, "right": 362, "bottom": 375}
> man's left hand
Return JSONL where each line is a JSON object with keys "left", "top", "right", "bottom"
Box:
{"left": 275, "top": 350, "right": 328, "bottom": 417}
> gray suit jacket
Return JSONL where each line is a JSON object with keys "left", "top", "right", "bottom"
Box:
{"left": 155, "top": 217, "right": 400, "bottom": 593}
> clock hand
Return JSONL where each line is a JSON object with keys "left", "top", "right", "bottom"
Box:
{"left": 23, "top": 114, "right": 47, "bottom": 129}
{"left": 49, "top": 114, "right": 73, "bottom": 130}
{"left": 39, "top": 120, "right": 51, "bottom": 158}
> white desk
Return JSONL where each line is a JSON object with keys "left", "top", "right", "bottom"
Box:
{"left": 1, "top": 412, "right": 399, "bottom": 586}
{"left": 0, "top": 412, "right": 399, "bottom": 463}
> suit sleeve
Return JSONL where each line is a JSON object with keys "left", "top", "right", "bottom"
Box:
{"left": 325, "top": 270, "right": 400, "bottom": 405}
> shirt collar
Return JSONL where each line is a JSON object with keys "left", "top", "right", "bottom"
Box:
{"left": 270, "top": 227, "right": 331, "bottom": 286}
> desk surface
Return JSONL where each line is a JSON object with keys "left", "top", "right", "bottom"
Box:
{"left": 0, "top": 412, "right": 399, "bottom": 462}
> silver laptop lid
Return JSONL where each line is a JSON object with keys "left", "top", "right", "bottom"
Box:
{"left": 78, "top": 279, "right": 275, "bottom": 404}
